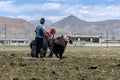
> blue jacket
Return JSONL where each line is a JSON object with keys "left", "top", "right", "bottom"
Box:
{"left": 35, "top": 24, "right": 45, "bottom": 38}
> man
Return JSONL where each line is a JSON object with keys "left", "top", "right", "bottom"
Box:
{"left": 35, "top": 18, "right": 45, "bottom": 58}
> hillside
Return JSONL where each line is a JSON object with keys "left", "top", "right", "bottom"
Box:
{"left": 50, "top": 15, "right": 90, "bottom": 35}
{"left": 30, "top": 20, "right": 53, "bottom": 26}
{"left": 0, "top": 15, "right": 120, "bottom": 42}
{"left": 50, "top": 15, "right": 120, "bottom": 39}
{"left": 0, "top": 16, "right": 35, "bottom": 42}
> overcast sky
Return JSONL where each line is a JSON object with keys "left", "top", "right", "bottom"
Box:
{"left": 0, "top": 0, "right": 120, "bottom": 22}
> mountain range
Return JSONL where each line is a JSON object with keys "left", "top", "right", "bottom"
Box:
{"left": 0, "top": 16, "right": 35, "bottom": 42}
{"left": 30, "top": 20, "right": 53, "bottom": 26}
{"left": 50, "top": 15, "right": 120, "bottom": 39}
{"left": 0, "top": 15, "right": 120, "bottom": 42}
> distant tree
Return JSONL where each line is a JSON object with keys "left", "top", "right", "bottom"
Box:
{"left": 111, "top": 32, "right": 116, "bottom": 40}
{"left": 112, "top": 35, "right": 116, "bottom": 40}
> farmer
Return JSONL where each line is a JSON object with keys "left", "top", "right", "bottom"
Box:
{"left": 35, "top": 18, "right": 46, "bottom": 58}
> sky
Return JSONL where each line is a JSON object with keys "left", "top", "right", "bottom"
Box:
{"left": 0, "top": 0, "right": 120, "bottom": 22}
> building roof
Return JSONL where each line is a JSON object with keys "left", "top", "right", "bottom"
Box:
{"left": 71, "top": 34, "right": 101, "bottom": 38}
{"left": 0, "top": 39, "right": 28, "bottom": 41}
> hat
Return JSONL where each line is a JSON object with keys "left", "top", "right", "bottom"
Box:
{"left": 40, "top": 18, "right": 45, "bottom": 24}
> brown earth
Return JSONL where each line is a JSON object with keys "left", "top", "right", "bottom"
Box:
{"left": 0, "top": 46, "right": 120, "bottom": 80}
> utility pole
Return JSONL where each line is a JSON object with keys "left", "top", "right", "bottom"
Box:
{"left": 101, "top": 32, "right": 102, "bottom": 47}
{"left": 5, "top": 24, "right": 6, "bottom": 46}
{"left": 106, "top": 30, "right": 108, "bottom": 48}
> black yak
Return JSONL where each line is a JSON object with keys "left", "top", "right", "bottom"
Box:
{"left": 30, "top": 36, "right": 73, "bottom": 59}
{"left": 30, "top": 37, "right": 49, "bottom": 58}
{"left": 30, "top": 40, "right": 36, "bottom": 57}
{"left": 48, "top": 36, "right": 73, "bottom": 59}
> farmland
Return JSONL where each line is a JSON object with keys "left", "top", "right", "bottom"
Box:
{"left": 0, "top": 46, "right": 120, "bottom": 80}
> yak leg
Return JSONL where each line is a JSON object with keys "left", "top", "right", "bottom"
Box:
{"left": 48, "top": 43, "right": 54, "bottom": 58}
{"left": 31, "top": 45, "right": 36, "bottom": 57}
{"left": 48, "top": 50, "right": 53, "bottom": 58}
{"left": 43, "top": 50, "right": 47, "bottom": 58}
{"left": 54, "top": 53, "right": 59, "bottom": 58}
{"left": 40, "top": 48, "right": 44, "bottom": 58}
{"left": 59, "top": 53, "right": 63, "bottom": 59}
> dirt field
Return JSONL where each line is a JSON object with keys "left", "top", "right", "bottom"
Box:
{"left": 0, "top": 46, "right": 120, "bottom": 80}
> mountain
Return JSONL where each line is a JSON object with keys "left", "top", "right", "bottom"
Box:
{"left": 30, "top": 20, "right": 53, "bottom": 26}
{"left": 0, "top": 16, "right": 35, "bottom": 42}
{"left": 50, "top": 15, "right": 120, "bottom": 39}
{"left": 0, "top": 15, "right": 120, "bottom": 42}
{"left": 50, "top": 15, "right": 89, "bottom": 34}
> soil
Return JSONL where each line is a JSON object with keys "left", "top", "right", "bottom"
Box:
{"left": 0, "top": 46, "right": 120, "bottom": 80}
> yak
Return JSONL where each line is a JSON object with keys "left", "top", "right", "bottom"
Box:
{"left": 30, "top": 37, "right": 49, "bottom": 58}
{"left": 30, "top": 35, "right": 73, "bottom": 59}
{"left": 48, "top": 36, "right": 73, "bottom": 59}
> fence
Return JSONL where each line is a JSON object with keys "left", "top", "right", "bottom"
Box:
{"left": 68, "top": 42, "right": 120, "bottom": 47}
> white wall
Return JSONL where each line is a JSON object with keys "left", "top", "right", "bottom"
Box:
{"left": 68, "top": 42, "right": 120, "bottom": 47}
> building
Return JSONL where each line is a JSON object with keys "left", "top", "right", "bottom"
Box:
{"left": 67, "top": 34, "right": 120, "bottom": 47}
{"left": 0, "top": 39, "right": 29, "bottom": 45}
{"left": 71, "top": 35, "right": 102, "bottom": 43}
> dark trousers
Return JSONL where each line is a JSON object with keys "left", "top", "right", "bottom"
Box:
{"left": 35, "top": 37, "right": 43, "bottom": 58}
